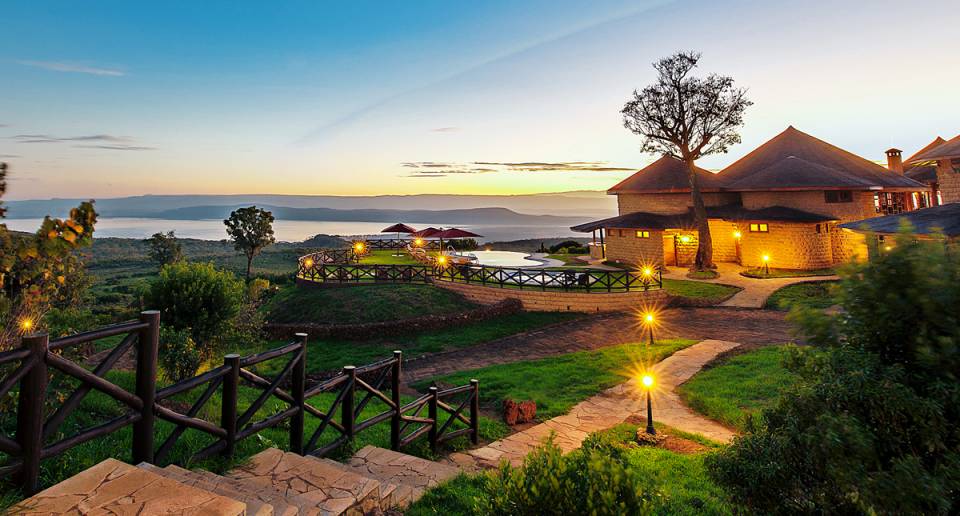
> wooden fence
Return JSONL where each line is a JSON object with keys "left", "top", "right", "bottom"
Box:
{"left": 0, "top": 313, "right": 479, "bottom": 494}
{"left": 433, "top": 263, "right": 663, "bottom": 292}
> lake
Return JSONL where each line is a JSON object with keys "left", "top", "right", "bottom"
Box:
{"left": 3, "top": 217, "right": 582, "bottom": 243}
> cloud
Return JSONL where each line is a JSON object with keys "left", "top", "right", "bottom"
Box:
{"left": 473, "top": 161, "right": 636, "bottom": 172}
{"left": 74, "top": 144, "right": 155, "bottom": 151}
{"left": 16, "top": 60, "right": 126, "bottom": 77}
{"left": 9, "top": 133, "right": 154, "bottom": 150}
{"left": 402, "top": 161, "right": 454, "bottom": 168}
{"left": 0, "top": 154, "right": 22, "bottom": 158}
{"left": 431, "top": 127, "right": 461, "bottom": 133}
{"left": 405, "top": 168, "right": 496, "bottom": 178}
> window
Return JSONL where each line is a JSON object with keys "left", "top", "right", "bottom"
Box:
{"left": 875, "top": 192, "right": 908, "bottom": 215}
{"left": 618, "top": 229, "right": 625, "bottom": 237}
{"left": 815, "top": 224, "right": 821, "bottom": 234}
{"left": 749, "top": 223, "right": 769, "bottom": 233}
{"left": 824, "top": 190, "right": 853, "bottom": 203}
{"left": 635, "top": 230, "right": 650, "bottom": 238}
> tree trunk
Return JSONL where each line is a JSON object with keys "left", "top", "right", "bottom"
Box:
{"left": 686, "top": 159, "right": 715, "bottom": 270}
{"left": 245, "top": 254, "right": 253, "bottom": 281}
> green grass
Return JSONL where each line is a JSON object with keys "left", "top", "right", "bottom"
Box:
{"left": 740, "top": 267, "right": 836, "bottom": 279}
{"left": 255, "top": 311, "right": 582, "bottom": 374}
{"left": 263, "top": 284, "right": 477, "bottom": 324}
{"left": 686, "top": 270, "right": 720, "bottom": 279}
{"left": 764, "top": 280, "right": 839, "bottom": 311}
{"left": 413, "top": 339, "right": 695, "bottom": 420}
{"left": 406, "top": 423, "right": 734, "bottom": 515}
{"left": 358, "top": 249, "right": 423, "bottom": 265}
{"left": 545, "top": 253, "right": 588, "bottom": 266}
{"left": 677, "top": 345, "right": 801, "bottom": 431}
{"left": 663, "top": 279, "right": 741, "bottom": 302}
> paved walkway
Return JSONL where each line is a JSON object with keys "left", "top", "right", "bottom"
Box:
{"left": 664, "top": 262, "right": 838, "bottom": 308}
{"left": 402, "top": 308, "right": 794, "bottom": 386}
{"left": 446, "top": 339, "right": 741, "bottom": 469}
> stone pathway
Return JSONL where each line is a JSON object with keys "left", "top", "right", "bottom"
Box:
{"left": 447, "top": 339, "right": 741, "bottom": 469}
{"left": 664, "top": 262, "right": 839, "bottom": 308}
{"left": 403, "top": 308, "right": 793, "bottom": 386}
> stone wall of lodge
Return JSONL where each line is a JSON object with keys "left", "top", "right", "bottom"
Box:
{"left": 617, "top": 192, "right": 740, "bottom": 215}
{"left": 603, "top": 228, "right": 665, "bottom": 266}
{"left": 432, "top": 279, "right": 669, "bottom": 313}
{"left": 936, "top": 159, "right": 960, "bottom": 204}
{"left": 737, "top": 221, "right": 833, "bottom": 269}
{"left": 740, "top": 190, "right": 877, "bottom": 223}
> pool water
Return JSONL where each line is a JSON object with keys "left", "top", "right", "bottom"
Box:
{"left": 454, "top": 251, "right": 545, "bottom": 268}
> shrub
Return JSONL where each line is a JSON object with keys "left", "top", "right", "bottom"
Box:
{"left": 158, "top": 325, "right": 202, "bottom": 381}
{"left": 478, "top": 436, "right": 652, "bottom": 515}
{"left": 548, "top": 240, "right": 586, "bottom": 254}
{"left": 707, "top": 230, "right": 960, "bottom": 514}
{"left": 145, "top": 261, "right": 244, "bottom": 354}
{"left": 246, "top": 278, "right": 271, "bottom": 301}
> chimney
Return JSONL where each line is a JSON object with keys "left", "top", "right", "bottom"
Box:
{"left": 885, "top": 148, "right": 904, "bottom": 174}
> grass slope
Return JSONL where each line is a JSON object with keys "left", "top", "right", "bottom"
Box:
{"left": 263, "top": 284, "right": 477, "bottom": 324}
{"left": 677, "top": 345, "right": 801, "bottom": 430}
{"left": 765, "top": 280, "right": 839, "bottom": 311}
{"left": 414, "top": 339, "right": 695, "bottom": 420}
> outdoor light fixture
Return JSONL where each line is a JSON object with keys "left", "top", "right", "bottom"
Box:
{"left": 884, "top": 245, "right": 892, "bottom": 251}
{"left": 304, "top": 258, "right": 314, "bottom": 268}
{"left": 733, "top": 230, "right": 742, "bottom": 239}
{"left": 436, "top": 255, "right": 448, "bottom": 266}
{"left": 641, "top": 374, "right": 656, "bottom": 435}
{"left": 414, "top": 238, "right": 424, "bottom": 247}
{"left": 762, "top": 254, "right": 771, "bottom": 275}
{"left": 642, "top": 267, "right": 653, "bottom": 277}
{"left": 354, "top": 242, "right": 366, "bottom": 253}
{"left": 20, "top": 318, "right": 33, "bottom": 332}
{"left": 642, "top": 312, "right": 655, "bottom": 346}
{"left": 679, "top": 235, "right": 692, "bottom": 244}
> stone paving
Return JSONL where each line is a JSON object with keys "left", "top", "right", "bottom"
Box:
{"left": 447, "top": 339, "right": 741, "bottom": 469}
{"left": 11, "top": 458, "right": 246, "bottom": 515}
{"left": 663, "top": 262, "right": 839, "bottom": 308}
{"left": 403, "top": 308, "right": 793, "bottom": 387}
{"left": 344, "top": 445, "right": 460, "bottom": 505}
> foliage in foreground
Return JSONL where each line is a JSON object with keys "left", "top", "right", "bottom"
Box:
{"left": 408, "top": 425, "right": 732, "bottom": 515}
{"left": 708, "top": 232, "right": 960, "bottom": 514}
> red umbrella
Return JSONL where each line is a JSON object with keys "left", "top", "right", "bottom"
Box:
{"left": 432, "top": 228, "right": 483, "bottom": 252}
{"left": 381, "top": 223, "right": 418, "bottom": 255}
{"left": 412, "top": 227, "right": 441, "bottom": 238}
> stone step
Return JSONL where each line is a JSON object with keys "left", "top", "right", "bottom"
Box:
{"left": 138, "top": 462, "right": 294, "bottom": 516}
{"left": 227, "top": 448, "right": 384, "bottom": 515}
{"left": 10, "top": 458, "right": 246, "bottom": 515}
{"left": 301, "top": 454, "right": 404, "bottom": 511}
{"left": 343, "top": 446, "right": 461, "bottom": 505}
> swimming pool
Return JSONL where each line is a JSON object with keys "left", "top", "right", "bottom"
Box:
{"left": 453, "top": 250, "right": 546, "bottom": 268}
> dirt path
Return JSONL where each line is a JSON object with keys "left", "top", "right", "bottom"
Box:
{"left": 446, "top": 339, "right": 742, "bottom": 469}
{"left": 403, "top": 307, "right": 795, "bottom": 386}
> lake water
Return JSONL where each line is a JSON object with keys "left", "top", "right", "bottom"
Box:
{"left": 3, "top": 217, "right": 582, "bottom": 243}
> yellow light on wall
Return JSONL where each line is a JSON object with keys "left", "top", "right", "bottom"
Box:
{"left": 679, "top": 235, "right": 692, "bottom": 244}
{"left": 733, "top": 230, "right": 742, "bottom": 239}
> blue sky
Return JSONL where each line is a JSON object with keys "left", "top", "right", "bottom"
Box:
{"left": 2, "top": 0, "right": 959, "bottom": 199}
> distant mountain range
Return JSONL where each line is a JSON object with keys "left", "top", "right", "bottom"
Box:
{"left": 4, "top": 192, "right": 616, "bottom": 224}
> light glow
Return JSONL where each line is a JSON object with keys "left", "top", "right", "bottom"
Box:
{"left": 304, "top": 258, "right": 314, "bottom": 268}
{"left": 679, "top": 235, "right": 692, "bottom": 244}
{"left": 20, "top": 318, "right": 33, "bottom": 331}
{"left": 414, "top": 238, "right": 424, "bottom": 247}
{"left": 437, "top": 255, "right": 448, "bottom": 265}
{"left": 733, "top": 230, "right": 742, "bottom": 239}
{"left": 641, "top": 374, "right": 654, "bottom": 388}
{"left": 642, "top": 267, "right": 653, "bottom": 276}
{"left": 762, "top": 254, "right": 770, "bottom": 262}
{"left": 354, "top": 242, "right": 366, "bottom": 253}
{"left": 644, "top": 313, "right": 654, "bottom": 324}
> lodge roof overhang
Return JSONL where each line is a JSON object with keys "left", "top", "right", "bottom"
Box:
{"left": 571, "top": 205, "right": 835, "bottom": 233}
{"left": 840, "top": 203, "right": 960, "bottom": 238}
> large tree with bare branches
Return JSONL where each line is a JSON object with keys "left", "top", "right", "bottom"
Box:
{"left": 622, "top": 52, "right": 751, "bottom": 270}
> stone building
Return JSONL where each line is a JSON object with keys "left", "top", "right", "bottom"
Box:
{"left": 572, "top": 126, "right": 927, "bottom": 270}
{"left": 902, "top": 134, "right": 960, "bottom": 206}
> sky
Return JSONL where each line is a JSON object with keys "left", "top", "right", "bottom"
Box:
{"left": 2, "top": 0, "right": 959, "bottom": 200}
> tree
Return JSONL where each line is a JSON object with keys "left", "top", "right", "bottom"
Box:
{"left": 0, "top": 162, "right": 98, "bottom": 348}
{"left": 224, "top": 206, "right": 275, "bottom": 280}
{"left": 144, "top": 261, "right": 244, "bottom": 357}
{"left": 621, "top": 52, "right": 751, "bottom": 270}
{"left": 145, "top": 230, "right": 183, "bottom": 267}
{"left": 707, "top": 231, "right": 960, "bottom": 514}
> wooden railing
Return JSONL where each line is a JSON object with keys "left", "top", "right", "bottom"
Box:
{"left": 0, "top": 314, "right": 479, "bottom": 495}
{"left": 299, "top": 263, "right": 431, "bottom": 285}
{"left": 363, "top": 238, "right": 441, "bottom": 251}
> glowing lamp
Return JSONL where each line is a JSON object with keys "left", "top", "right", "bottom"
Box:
{"left": 642, "top": 267, "right": 653, "bottom": 277}
{"left": 304, "top": 258, "right": 314, "bottom": 268}
{"left": 641, "top": 374, "right": 654, "bottom": 389}
{"left": 644, "top": 313, "right": 654, "bottom": 324}
{"left": 762, "top": 254, "right": 770, "bottom": 262}
{"left": 679, "top": 235, "right": 692, "bottom": 244}
{"left": 354, "top": 242, "right": 366, "bottom": 253}
{"left": 733, "top": 230, "right": 742, "bottom": 239}
{"left": 20, "top": 318, "right": 33, "bottom": 331}
{"left": 414, "top": 238, "right": 424, "bottom": 246}
{"left": 437, "top": 255, "right": 448, "bottom": 265}
{"left": 884, "top": 245, "right": 892, "bottom": 251}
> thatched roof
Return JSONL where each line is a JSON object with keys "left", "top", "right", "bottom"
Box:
{"left": 907, "top": 134, "right": 960, "bottom": 163}
{"left": 570, "top": 204, "right": 833, "bottom": 232}
{"left": 608, "top": 155, "right": 722, "bottom": 194}
{"left": 840, "top": 203, "right": 960, "bottom": 237}
{"left": 719, "top": 126, "right": 924, "bottom": 191}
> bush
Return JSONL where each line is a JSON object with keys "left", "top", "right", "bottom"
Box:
{"left": 707, "top": 230, "right": 960, "bottom": 514}
{"left": 479, "top": 436, "right": 652, "bottom": 515}
{"left": 145, "top": 262, "right": 244, "bottom": 354}
{"left": 158, "top": 326, "right": 202, "bottom": 381}
{"left": 246, "top": 278, "right": 271, "bottom": 301}
{"left": 548, "top": 240, "right": 588, "bottom": 254}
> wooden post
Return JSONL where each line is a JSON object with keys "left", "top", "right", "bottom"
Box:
{"left": 470, "top": 379, "right": 480, "bottom": 445}
{"left": 17, "top": 333, "right": 48, "bottom": 495}
{"left": 132, "top": 310, "right": 159, "bottom": 464}
{"left": 428, "top": 386, "right": 439, "bottom": 452}
{"left": 222, "top": 354, "right": 240, "bottom": 458}
{"left": 290, "top": 334, "right": 307, "bottom": 454}
{"left": 390, "top": 351, "right": 402, "bottom": 451}
{"left": 342, "top": 366, "right": 356, "bottom": 440}
{"left": 599, "top": 229, "right": 606, "bottom": 259}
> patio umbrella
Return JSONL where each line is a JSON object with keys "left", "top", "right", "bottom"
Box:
{"left": 412, "top": 227, "right": 441, "bottom": 238}
{"left": 433, "top": 227, "right": 483, "bottom": 252}
{"left": 381, "top": 223, "right": 418, "bottom": 255}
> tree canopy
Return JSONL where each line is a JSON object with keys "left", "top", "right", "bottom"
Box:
{"left": 224, "top": 206, "right": 275, "bottom": 280}
{"left": 145, "top": 230, "right": 183, "bottom": 267}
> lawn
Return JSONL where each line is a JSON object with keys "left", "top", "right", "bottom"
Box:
{"left": 406, "top": 423, "right": 733, "bottom": 515}
{"left": 358, "top": 249, "right": 423, "bottom": 265}
{"left": 256, "top": 311, "right": 582, "bottom": 374}
{"left": 764, "top": 280, "right": 839, "bottom": 311}
{"left": 741, "top": 267, "right": 836, "bottom": 279}
{"left": 545, "top": 253, "right": 589, "bottom": 266}
{"left": 677, "top": 345, "right": 801, "bottom": 430}
{"left": 413, "top": 339, "right": 695, "bottom": 420}
{"left": 263, "top": 283, "right": 477, "bottom": 324}
{"left": 663, "top": 279, "right": 741, "bottom": 303}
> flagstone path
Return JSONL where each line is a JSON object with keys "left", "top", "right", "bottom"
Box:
{"left": 663, "top": 262, "right": 839, "bottom": 308}
{"left": 445, "top": 339, "right": 741, "bottom": 470}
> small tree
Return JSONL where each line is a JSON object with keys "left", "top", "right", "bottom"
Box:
{"left": 145, "top": 230, "right": 183, "bottom": 267}
{"left": 622, "top": 52, "right": 751, "bottom": 270}
{"left": 0, "top": 162, "right": 98, "bottom": 347}
{"left": 707, "top": 231, "right": 960, "bottom": 514}
{"left": 144, "top": 261, "right": 244, "bottom": 357}
{"left": 224, "top": 206, "right": 275, "bottom": 280}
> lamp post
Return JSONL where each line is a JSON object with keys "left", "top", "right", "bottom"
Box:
{"left": 762, "top": 254, "right": 770, "bottom": 275}
{"left": 643, "top": 312, "right": 655, "bottom": 347}
{"left": 642, "top": 374, "right": 655, "bottom": 435}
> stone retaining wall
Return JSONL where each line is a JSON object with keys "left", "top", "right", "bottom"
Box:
{"left": 432, "top": 280, "right": 668, "bottom": 313}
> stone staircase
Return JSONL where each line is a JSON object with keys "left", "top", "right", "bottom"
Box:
{"left": 10, "top": 446, "right": 460, "bottom": 515}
